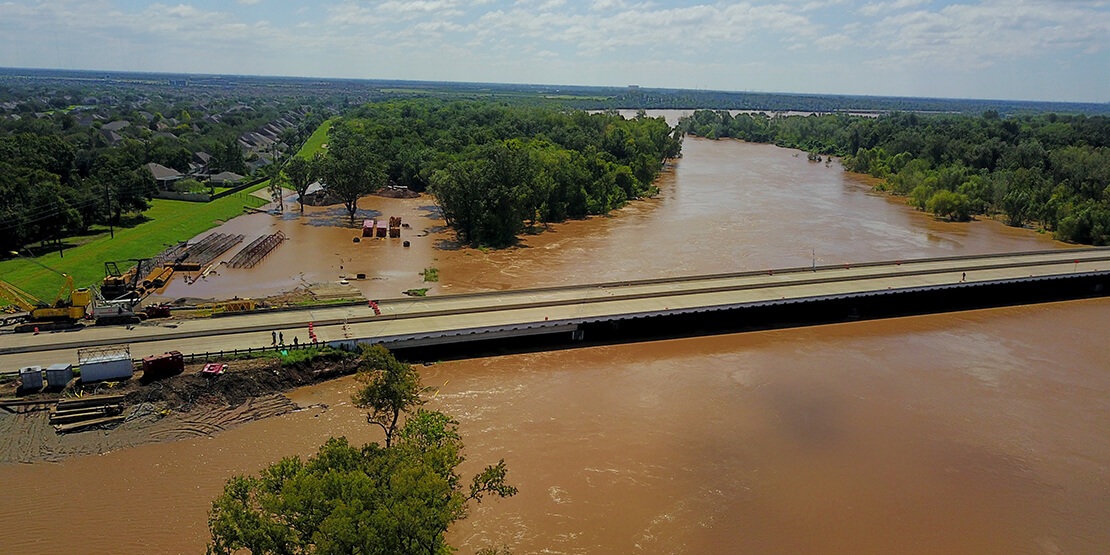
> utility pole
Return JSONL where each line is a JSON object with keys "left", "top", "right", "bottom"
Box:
{"left": 105, "top": 181, "right": 113, "bottom": 239}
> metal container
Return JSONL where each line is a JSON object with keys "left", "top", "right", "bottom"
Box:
{"left": 77, "top": 345, "right": 134, "bottom": 383}
{"left": 45, "top": 363, "right": 73, "bottom": 388}
{"left": 19, "top": 366, "right": 43, "bottom": 390}
{"left": 141, "top": 351, "right": 184, "bottom": 381}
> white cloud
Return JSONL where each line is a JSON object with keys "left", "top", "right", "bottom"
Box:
{"left": 861, "top": 0, "right": 1110, "bottom": 69}
{"left": 858, "top": 0, "right": 930, "bottom": 17}
{"left": 0, "top": 0, "right": 1107, "bottom": 101}
{"left": 815, "top": 33, "right": 851, "bottom": 50}
{"left": 590, "top": 0, "right": 625, "bottom": 10}
{"left": 476, "top": 2, "right": 819, "bottom": 55}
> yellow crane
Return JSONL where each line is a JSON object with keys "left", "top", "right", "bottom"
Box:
{"left": 2, "top": 251, "right": 89, "bottom": 330}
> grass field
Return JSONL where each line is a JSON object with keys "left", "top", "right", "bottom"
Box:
{"left": 0, "top": 183, "right": 270, "bottom": 302}
{"left": 295, "top": 118, "right": 335, "bottom": 159}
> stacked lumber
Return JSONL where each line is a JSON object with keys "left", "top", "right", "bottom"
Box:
{"left": 0, "top": 398, "right": 54, "bottom": 414}
{"left": 51, "top": 395, "right": 126, "bottom": 433}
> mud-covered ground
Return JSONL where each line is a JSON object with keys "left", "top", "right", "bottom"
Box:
{"left": 0, "top": 354, "right": 359, "bottom": 465}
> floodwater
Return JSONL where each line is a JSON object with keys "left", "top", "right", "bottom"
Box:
{"left": 435, "top": 138, "right": 1066, "bottom": 292}
{"left": 150, "top": 196, "right": 445, "bottom": 303}
{"left": 2, "top": 131, "right": 1106, "bottom": 554}
{"left": 2, "top": 299, "right": 1108, "bottom": 553}
{"left": 151, "top": 134, "right": 1064, "bottom": 303}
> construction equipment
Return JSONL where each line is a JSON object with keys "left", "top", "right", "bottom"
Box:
{"left": 101, "top": 258, "right": 149, "bottom": 301}
{"left": 0, "top": 279, "right": 87, "bottom": 331}
{"left": 88, "top": 285, "right": 144, "bottom": 326}
{"left": 1, "top": 251, "right": 89, "bottom": 330}
{"left": 144, "top": 304, "right": 172, "bottom": 319}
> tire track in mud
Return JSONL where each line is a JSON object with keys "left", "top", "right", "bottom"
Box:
{"left": 147, "top": 395, "right": 298, "bottom": 441}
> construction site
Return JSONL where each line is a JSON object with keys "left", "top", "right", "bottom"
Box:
{"left": 0, "top": 194, "right": 426, "bottom": 335}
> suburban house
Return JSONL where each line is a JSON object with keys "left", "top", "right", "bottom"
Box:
{"left": 144, "top": 162, "right": 183, "bottom": 190}
{"left": 100, "top": 128, "right": 123, "bottom": 145}
{"left": 102, "top": 120, "right": 130, "bottom": 132}
{"left": 209, "top": 171, "right": 244, "bottom": 186}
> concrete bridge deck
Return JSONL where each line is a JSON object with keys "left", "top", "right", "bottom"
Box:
{"left": 2, "top": 247, "right": 1109, "bottom": 372}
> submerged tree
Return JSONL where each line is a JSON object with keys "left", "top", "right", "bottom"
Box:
{"left": 316, "top": 143, "right": 385, "bottom": 225}
{"left": 279, "top": 156, "right": 316, "bottom": 213}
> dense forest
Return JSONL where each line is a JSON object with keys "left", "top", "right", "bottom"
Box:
{"left": 676, "top": 110, "right": 1110, "bottom": 245}
{"left": 326, "top": 101, "right": 682, "bottom": 246}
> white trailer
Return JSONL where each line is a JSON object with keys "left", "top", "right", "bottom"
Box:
{"left": 77, "top": 345, "right": 133, "bottom": 382}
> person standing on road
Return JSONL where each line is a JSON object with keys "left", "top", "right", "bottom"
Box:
{"left": 272, "top": 330, "right": 277, "bottom": 345}
{"left": 279, "top": 332, "right": 284, "bottom": 345}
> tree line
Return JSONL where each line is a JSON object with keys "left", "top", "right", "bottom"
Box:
{"left": 676, "top": 110, "right": 1110, "bottom": 245}
{"left": 0, "top": 133, "right": 157, "bottom": 253}
{"left": 308, "top": 100, "right": 682, "bottom": 247}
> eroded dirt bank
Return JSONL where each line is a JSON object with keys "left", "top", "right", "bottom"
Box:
{"left": 0, "top": 354, "right": 358, "bottom": 465}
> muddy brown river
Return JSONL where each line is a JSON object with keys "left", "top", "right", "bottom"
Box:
{"left": 3, "top": 131, "right": 1107, "bottom": 554}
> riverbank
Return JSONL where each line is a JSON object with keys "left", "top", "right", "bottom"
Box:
{"left": 0, "top": 351, "right": 359, "bottom": 465}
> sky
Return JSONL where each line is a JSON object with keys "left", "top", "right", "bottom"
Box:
{"left": 1, "top": 0, "right": 1108, "bottom": 103}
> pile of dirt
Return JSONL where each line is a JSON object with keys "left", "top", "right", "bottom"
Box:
{"left": 0, "top": 353, "right": 361, "bottom": 464}
{"left": 375, "top": 188, "right": 421, "bottom": 199}
{"left": 262, "top": 282, "right": 363, "bottom": 307}
{"left": 125, "top": 354, "right": 358, "bottom": 410}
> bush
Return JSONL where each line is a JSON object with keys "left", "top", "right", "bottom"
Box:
{"left": 926, "top": 190, "right": 972, "bottom": 221}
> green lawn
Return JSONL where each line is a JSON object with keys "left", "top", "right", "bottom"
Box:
{"left": 0, "top": 183, "right": 270, "bottom": 302}
{"left": 296, "top": 118, "right": 335, "bottom": 159}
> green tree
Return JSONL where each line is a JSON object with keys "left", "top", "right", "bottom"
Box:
{"left": 316, "top": 144, "right": 386, "bottom": 225}
{"left": 925, "top": 189, "right": 971, "bottom": 221}
{"left": 214, "top": 136, "right": 247, "bottom": 175}
{"left": 208, "top": 345, "right": 517, "bottom": 555}
{"left": 280, "top": 156, "right": 315, "bottom": 213}
{"left": 351, "top": 345, "right": 426, "bottom": 448}
{"left": 208, "top": 416, "right": 516, "bottom": 555}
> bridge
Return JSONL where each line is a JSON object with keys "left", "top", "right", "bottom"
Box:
{"left": 2, "top": 247, "right": 1109, "bottom": 372}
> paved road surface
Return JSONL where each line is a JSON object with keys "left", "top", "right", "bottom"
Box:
{"left": 2, "top": 248, "right": 1107, "bottom": 373}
